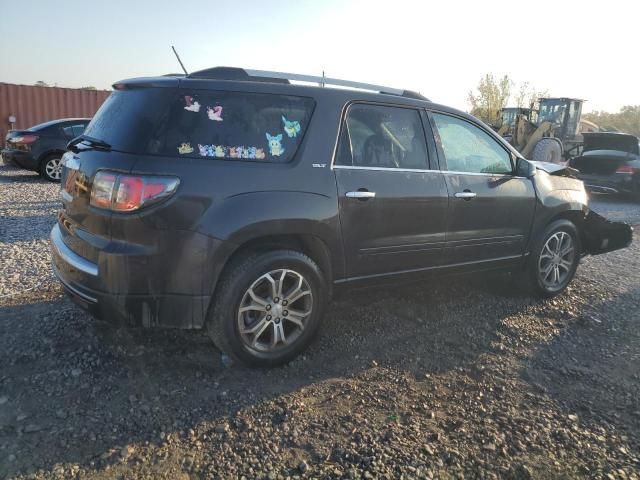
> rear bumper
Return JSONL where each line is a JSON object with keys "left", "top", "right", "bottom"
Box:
{"left": 50, "top": 223, "right": 210, "bottom": 329}
{"left": 1, "top": 149, "right": 38, "bottom": 170}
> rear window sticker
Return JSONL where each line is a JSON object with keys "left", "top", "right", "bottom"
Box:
{"left": 207, "top": 105, "right": 223, "bottom": 122}
{"left": 229, "top": 147, "right": 239, "bottom": 158}
{"left": 242, "top": 146, "right": 250, "bottom": 159}
{"left": 248, "top": 147, "right": 257, "bottom": 159}
{"left": 214, "top": 145, "right": 226, "bottom": 158}
{"left": 282, "top": 116, "right": 301, "bottom": 138}
{"left": 178, "top": 142, "right": 194, "bottom": 154}
{"left": 256, "top": 148, "right": 266, "bottom": 160}
{"left": 266, "top": 133, "right": 284, "bottom": 156}
{"left": 184, "top": 96, "right": 201, "bottom": 112}
{"left": 198, "top": 144, "right": 208, "bottom": 156}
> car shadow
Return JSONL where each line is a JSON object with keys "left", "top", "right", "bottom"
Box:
{"left": 521, "top": 286, "right": 640, "bottom": 439}
{"left": 0, "top": 273, "right": 526, "bottom": 477}
{"left": 0, "top": 274, "right": 633, "bottom": 477}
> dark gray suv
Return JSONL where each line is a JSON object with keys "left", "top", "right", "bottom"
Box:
{"left": 50, "top": 67, "right": 632, "bottom": 367}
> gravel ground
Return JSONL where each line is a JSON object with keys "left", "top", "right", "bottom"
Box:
{"left": 0, "top": 162, "right": 639, "bottom": 479}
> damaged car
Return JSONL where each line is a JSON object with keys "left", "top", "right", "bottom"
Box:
{"left": 569, "top": 132, "right": 640, "bottom": 196}
{"left": 50, "top": 67, "right": 633, "bottom": 367}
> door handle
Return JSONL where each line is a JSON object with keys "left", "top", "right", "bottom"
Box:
{"left": 346, "top": 191, "right": 376, "bottom": 199}
{"left": 454, "top": 191, "right": 477, "bottom": 200}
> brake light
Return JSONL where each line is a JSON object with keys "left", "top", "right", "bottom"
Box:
{"left": 90, "top": 171, "right": 179, "bottom": 212}
{"left": 11, "top": 134, "right": 39, "bottom": 145}
{"left": 615, "top": 165, "right": 637, "bottom": 174}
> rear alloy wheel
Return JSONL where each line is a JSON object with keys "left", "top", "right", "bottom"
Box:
{"left": 527, "top": 219, "right": 581, "bottom": 297}
{"left": 237, "top": 269, "right": 313, "bottom": 354}
{"left": 207, "top": 250, "right": 327, "bottom": 367}
{"left": 41, "top": 155, "right": 63, "bottom": 182}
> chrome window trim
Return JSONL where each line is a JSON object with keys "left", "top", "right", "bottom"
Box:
{"left": 333, "top": 164, "right": 440, "bottom": 174}
{"left": 50, "top": 224, "right": 98, "bottom": 277}
{"left": 444, "top": 170, "right": 514, "bottom": 177}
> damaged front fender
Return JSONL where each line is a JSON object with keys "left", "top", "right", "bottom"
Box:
{"left": 583, "top": 210, "right": 633, "bottom": 255}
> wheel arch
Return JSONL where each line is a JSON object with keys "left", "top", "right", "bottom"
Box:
{"left": 37, "top": 149, "right": 66, "bottom": 165}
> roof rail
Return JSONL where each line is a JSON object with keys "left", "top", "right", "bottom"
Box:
{"left": 187, "top": 67, "right": 428, "bottom": 101}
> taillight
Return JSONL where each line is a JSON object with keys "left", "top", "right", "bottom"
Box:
{"left": 90, "top": 171, "right": 179, "bottom": 212}
{"left": 615, "top": 165, "right": 637, "bottom": 174}
{"left": 11, "top": 134, "right": 39, "bottom": 145}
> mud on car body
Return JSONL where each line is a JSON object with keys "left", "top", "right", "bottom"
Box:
{"left": 50, "top": 67, "right": 633, "bottom": 367}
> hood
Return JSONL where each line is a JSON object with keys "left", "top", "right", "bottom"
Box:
{"left": 530, "top": 160, "right": 579, "bottom": 178}
{"left": 583, "top": 132, "right": 639, "bottom": 155}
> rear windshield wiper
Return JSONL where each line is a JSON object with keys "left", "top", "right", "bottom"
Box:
{"left": 68, "top": 135, "right": 112, "bottom": 153}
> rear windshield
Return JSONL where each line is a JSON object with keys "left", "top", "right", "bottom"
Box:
{"left": 85, "top": 87, "right": 315, "bottom": 163}
{"left": 149, "top": 90, "right": 315, "bottom": 163}
{"left": 84, "top": 88, "right": 171, "bottom": 154}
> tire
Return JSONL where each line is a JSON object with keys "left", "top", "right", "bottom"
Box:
{"left": 531, "top": 138, "right": 563, "bottom": 164}
{"left": 207, "top": 250, "right": 327, "bottom": 368}
{"left": 525, "top": 219, "right": 581, "bottom": 297}
{"left": 39, "top": 154, "right": 63, "bottom": 182}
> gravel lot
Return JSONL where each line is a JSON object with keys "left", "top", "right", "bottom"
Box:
{"left": 0, "top": 162, "right": 639, "bottom": 480}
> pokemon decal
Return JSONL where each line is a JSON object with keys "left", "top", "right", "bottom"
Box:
{"left": 214, "top": 145, "right": 226, "bottom": 158}
{"left": 266, "top": 133, "right": 284, "bottom": 157}
{"left": 178, "top": 143, "right": 194, "bottom": 154}
{"left": 207, "top": 105, "right": 223, "bottom": 121}
{"left": 282, "top": 116, "right": 301, "bottom": 138}
{"left": 194, "top": 144, "right": 268, "bottom": 160}
{"left": 184, "top": 96, "right": 201, "bottom": 112}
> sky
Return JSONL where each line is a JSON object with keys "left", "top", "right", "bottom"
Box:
{"left": 1, "top": 0, "right": 638, "bottom": 113}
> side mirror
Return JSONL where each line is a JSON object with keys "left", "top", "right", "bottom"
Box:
{"left": 515, "top": 157, "right": 536, "bottom": 178}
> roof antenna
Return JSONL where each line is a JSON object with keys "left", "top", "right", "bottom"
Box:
{"left": 171, "top": 46, "right": 189, "bottom": 76}
{"left": 321, "top": 70, "right": 325, "bottom": 88}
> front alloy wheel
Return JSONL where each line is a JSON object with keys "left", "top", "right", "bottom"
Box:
{"left": 237, "top": 269, "right": 313, "bottom": 354}
{"left": 537, "top": 231, "right": 575, "bottom": 290}
{"left": 527, "top": 219, "right": 581, "bottom": 297}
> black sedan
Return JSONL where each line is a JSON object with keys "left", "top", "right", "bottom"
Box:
{"left": 1, "top": 118, "right": 89, "bottom": 181}
{"left": 569, "top": 132, "right": 640, "bottom": 197}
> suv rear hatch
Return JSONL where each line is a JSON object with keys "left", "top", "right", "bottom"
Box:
{"left": 59, "top": 82, "right": 178, "bottom": 261}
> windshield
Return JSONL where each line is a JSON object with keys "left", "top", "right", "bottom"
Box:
{"left": 538, "top": 100, "right": 567, "bottom": 126}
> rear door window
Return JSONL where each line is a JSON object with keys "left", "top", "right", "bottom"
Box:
{"left": 149, "top": 91, "right": 315, "bottom": 163}
{"left": 336, "top": 104, "right": 429, "bottom": 169}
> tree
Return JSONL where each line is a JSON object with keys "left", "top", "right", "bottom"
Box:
{"left": 582, "top": 106, "right": 640, "bottom": 137}
{"left": 514, "top": 81, "right": 549, "bottom": 109}
{"left": 34, "top": 80, "right": 49, "bottom": 87}
{"left": 81, "top": 86, "right": 97, "bottom": 90}
{"left": 467, "top": 74, "right": 512, "bottom": 125}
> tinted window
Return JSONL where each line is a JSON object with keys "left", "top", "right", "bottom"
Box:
{"left": 431, "top": 113, "right": 512, "bottom": 174}
{"left": 336, "top": 104, "right": 428, "bottom": 169}
{"left": 84, "top": 88, "right": 173, "bottom": 154}
{"left": 63, "top": 124, "right": 87, "bottom": 139}
{"left": 148, "top": 92, "right": 315, "bottom": 163}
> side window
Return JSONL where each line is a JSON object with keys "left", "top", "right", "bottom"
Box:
{"left": 63, "top": 124, "right": 86, "bottom": 139}
{"left": 148, "top": 91, "right": 315, "bottom": 163}
{"left": 431, "top": 113, "right": 513, "bottom": 174}
{"left": 336, "top": 104, "right": 428, "bottom": 169}
{"left": 72, "top": 124, "right": 87, "bottom": 137}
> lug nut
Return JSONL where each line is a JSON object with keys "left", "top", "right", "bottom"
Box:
{"left": 283, "top": 310, "right": 288, "bottom": 316}
{"left": 266, "top": 305, "right": 271, "bottom": 311}
{"left": 282, "top": 300, "right": 288, "bottom": 306}
{"left": 274, "top": 297, "right": 280, "bottom": 303}
{"left": 266, "top": 315, "right": 272, "bottom": 320}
